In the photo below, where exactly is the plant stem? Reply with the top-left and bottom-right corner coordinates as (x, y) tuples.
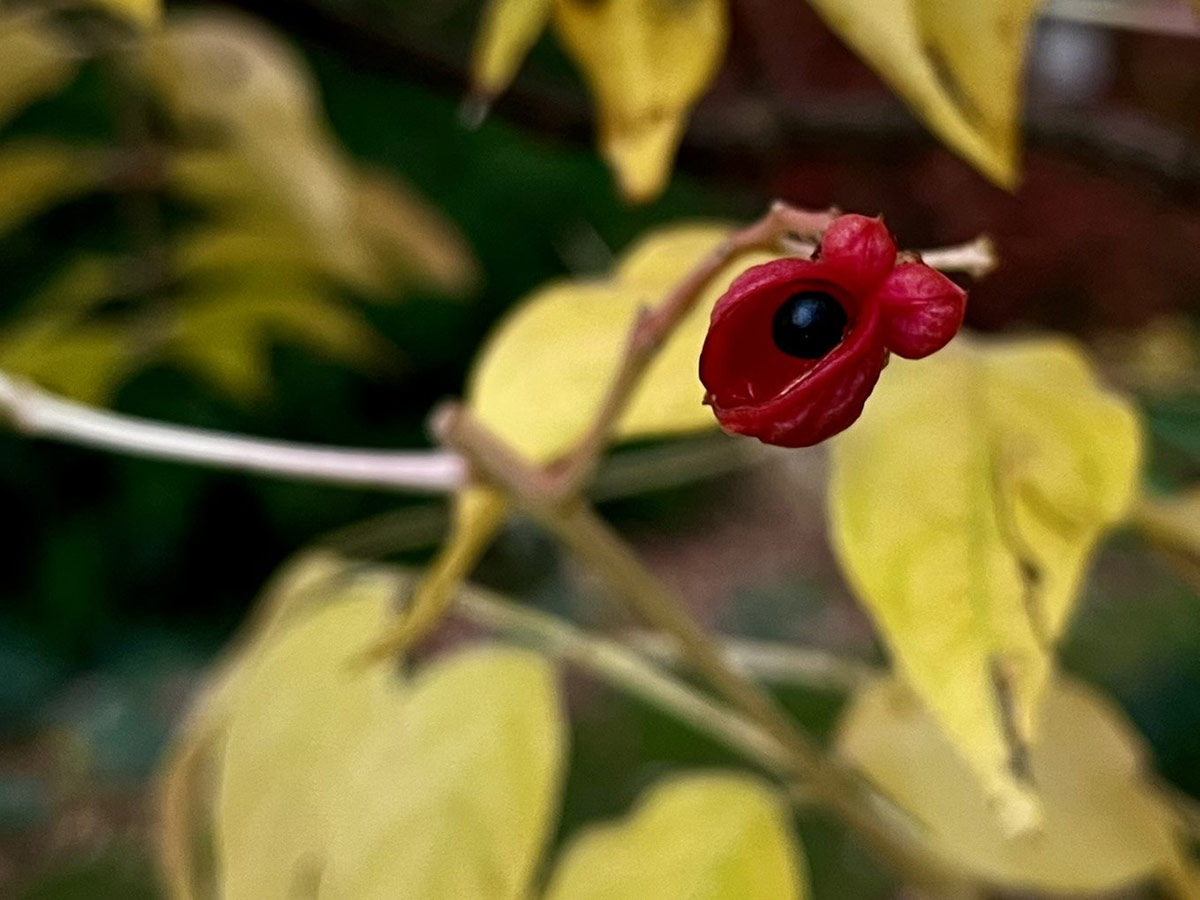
(0, 372), (465, 493)
(452, 582), (793, 775)
(433, 403), (962, 892)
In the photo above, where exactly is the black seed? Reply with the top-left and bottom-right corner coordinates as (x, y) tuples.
(771, 291), (848, 359)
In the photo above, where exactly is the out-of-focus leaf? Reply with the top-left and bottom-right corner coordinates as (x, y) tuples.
(213, 558), (565, 900)
(1092, 316), (1200, 394)
(837, 677), (1186, 894)
(470, 0), (553, 100)
(0, 325), (134, 405)
(353, 169), (479, 297)
(87, 0), (162, 29)
(147, 12), (367, 273)
(828, 336), (1142, 832)
(215, 566), (399, 900)
(0, 10), (79, 130)
(146, 10), (319, 140)
(323, 646), (564, 900)
(551, 0), (728, 202)
(1133, 487), (1200, 592)
(154, 13), (475, 298)
(0, 257), (134, 403)
(167, 279), (393, 402)
(0, 142), (105, 238)
(544, 774), (807, 900)
(470, 222), (775, 461)
(805, 0), (1037, 188)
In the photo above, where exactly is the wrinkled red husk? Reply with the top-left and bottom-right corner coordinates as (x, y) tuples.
(698, 213), (967, 447)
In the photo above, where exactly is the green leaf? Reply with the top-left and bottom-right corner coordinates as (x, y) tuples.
(837, 677), (1187, 894)
(214, 563), (566, 900)
(544, 774), (808, 900)
(469, 222), (776, 462)
(828, 335), (1142, 832)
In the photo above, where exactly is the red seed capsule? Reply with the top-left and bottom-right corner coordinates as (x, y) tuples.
(698, 214), (966, 447)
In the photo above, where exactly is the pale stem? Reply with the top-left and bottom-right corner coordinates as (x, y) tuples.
(628, 632), (875, 694)
(452, 582), (793, 774)
(0, 372), (465, 494)
(433, 402), (962, 892)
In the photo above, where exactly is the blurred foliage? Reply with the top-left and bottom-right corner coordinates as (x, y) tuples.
(0, 2), (477, 405)
(472, 0), (1042, 199)
(836, 676), (1189, 895)
(1, 0), (1200, 897)
(161, 553), (807, 900)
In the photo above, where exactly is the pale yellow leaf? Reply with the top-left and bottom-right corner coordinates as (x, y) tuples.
(552, 0), (728, 202)
(470, 0), (553, 98)
(322, 645), (564, 900)
(353, 169), (480, 297)
(86, 0), (162, 29)
(0, 10), (79, 130)
(837, 677), (1186, 894)
(805, 0), (1038, 187)
(828, 335), (1141, 831)
(544, 774), (807, 900)
(167, 279), (392, 401)
(0, 141), (105, 238)
(215, 568), (401, 900)
(215, 564), (565, 900)
(148, 12), (368, 275)
(470, 222), (776, 461)
(0, 325), (134, 405)
(160, 552), (392, 900)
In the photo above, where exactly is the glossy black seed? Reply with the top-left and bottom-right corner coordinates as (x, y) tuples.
(771, 291), (848, 359)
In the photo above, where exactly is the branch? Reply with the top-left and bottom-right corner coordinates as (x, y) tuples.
(0, 372), (465, 494)
(452, 582), (793, 775)
(427, 402), (962, 892)
(548, 201), (838, 496)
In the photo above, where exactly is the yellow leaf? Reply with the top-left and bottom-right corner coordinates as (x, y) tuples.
(0, 141), (105, 238)
(215, 567), (400, 900)
(470, 0), (553, 99)
(828, 335), (1141, 831)
(837, 677), (1186, 894)
(544, 774), (808, 900)
(805, 0), (1038, 187)
(215, 566), (565, 900)
(0, 10), (79, 130)
(353, 169), (480, 298)
(551, 0), (728, 202)
(166, 278), (393, 401)
(470, 222), (775, 461)
(86, 0), (162, 29)
(0, 325), (134, 405)
(323, 646), (564, 900)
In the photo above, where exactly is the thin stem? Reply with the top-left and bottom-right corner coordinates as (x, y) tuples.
(628, 632), (875, 694)
(548, 202), (839, 497)
(0, 372), (465, 494)
(918, 235), (998, 280)
(433, 403), (960, 891)
(452, 582), (793, 775)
